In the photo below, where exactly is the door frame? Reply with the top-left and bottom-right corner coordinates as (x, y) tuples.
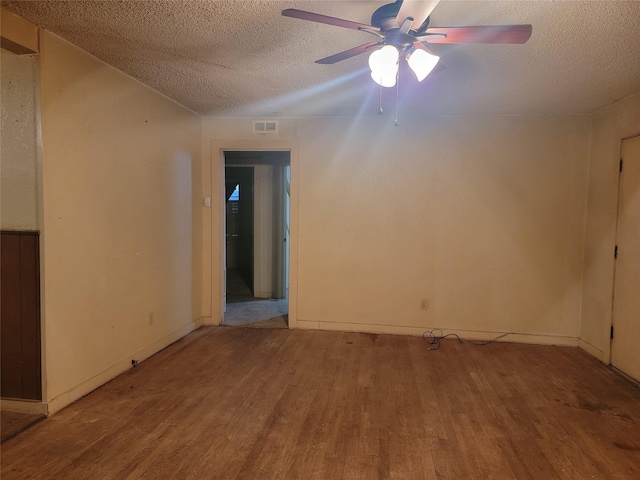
(608, 132), (640, 367)
(210, 140), (299, 328)
(273, 165), (290, 299)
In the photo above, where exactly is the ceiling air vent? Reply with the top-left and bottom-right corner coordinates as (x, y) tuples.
(253, 120), (278, 134)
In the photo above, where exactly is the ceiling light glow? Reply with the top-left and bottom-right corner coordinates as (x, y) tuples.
(369, 45), (399, 88)
(407, 48), (440, 82)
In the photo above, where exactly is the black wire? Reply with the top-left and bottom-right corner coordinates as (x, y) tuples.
(422, 328), (504, 351)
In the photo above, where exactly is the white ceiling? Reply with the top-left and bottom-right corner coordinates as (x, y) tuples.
(3, 0), (640, 117)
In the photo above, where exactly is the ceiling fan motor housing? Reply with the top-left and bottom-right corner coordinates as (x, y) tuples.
(371, 1), (430, 33)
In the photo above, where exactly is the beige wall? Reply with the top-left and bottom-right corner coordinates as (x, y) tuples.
(203, 115), (590, 343)
(1, 48), (39, 230)
(39, 31), (203, 413)
(580, 92), (640, 361)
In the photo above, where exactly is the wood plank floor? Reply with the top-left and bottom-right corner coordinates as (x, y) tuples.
(2, 327), (640, 479)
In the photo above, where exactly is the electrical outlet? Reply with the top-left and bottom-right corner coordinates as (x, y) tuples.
(148, 313), (154, 326)
(420, 299), (429, 311)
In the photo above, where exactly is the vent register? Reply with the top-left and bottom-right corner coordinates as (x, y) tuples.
(253, 120), (278, 134)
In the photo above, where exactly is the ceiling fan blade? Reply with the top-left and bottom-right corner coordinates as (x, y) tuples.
(316, 42), (382, 64)
(414, 33), (447, 42)
(422, 25), (532, 44)
(399, 17), (414, 35)
(282, 9), (379, 32)
(396, 0), (440, 30)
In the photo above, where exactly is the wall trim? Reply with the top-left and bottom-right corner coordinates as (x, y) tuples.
(296, 320), (579, 347)
(578, 339), (605, 362)
(0, 8), (39, 55)
(1, 399), (48, 415)
(199, 315), (215, 326)
(46, 318), (203, 415)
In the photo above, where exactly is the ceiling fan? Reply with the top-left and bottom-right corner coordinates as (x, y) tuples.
(282, 0), (532, 87)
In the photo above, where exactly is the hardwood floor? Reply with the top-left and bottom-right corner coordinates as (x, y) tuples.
(2, 327), (639, 479)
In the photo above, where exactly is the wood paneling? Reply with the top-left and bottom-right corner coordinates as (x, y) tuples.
(2, 327), (640, 479)
(1, 231), (41, 400)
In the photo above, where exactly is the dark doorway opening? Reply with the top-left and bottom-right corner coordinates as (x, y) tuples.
(225, 167), (254, 299)
(222, 151), (290, 328)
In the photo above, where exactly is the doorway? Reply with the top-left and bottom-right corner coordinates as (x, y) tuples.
(222, 151), (291, 327)
(611, 134), (640, 381)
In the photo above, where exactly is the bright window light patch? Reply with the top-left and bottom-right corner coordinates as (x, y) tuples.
(229, 184), (240, 201)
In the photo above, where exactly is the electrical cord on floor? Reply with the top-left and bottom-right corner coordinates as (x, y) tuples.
(422, 329), (510, 351)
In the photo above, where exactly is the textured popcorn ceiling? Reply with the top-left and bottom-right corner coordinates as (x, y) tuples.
(3, 0), (640, 117)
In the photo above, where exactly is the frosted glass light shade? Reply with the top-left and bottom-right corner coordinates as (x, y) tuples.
(368, 45), (399, 72)
(369, 45), (399, 87)
(407, 48), (439, 82)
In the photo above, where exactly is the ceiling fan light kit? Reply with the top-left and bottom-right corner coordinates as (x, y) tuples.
(282, 0), (532, 119)
(369, 45), (400, 87)
(406, 47), (440, 82)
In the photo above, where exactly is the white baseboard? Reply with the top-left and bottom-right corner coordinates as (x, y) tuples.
(295, 320), (578, 347)
(46, 317), (203, 415)
(1, 399), (49, 416)
(497, 332), (578, 347)
(578, 339), (605, 362)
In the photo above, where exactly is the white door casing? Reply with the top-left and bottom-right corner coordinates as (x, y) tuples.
(611, 135), (640, 381)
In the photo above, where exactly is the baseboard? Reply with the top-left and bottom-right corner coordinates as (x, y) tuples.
(46, 317), (203, 415)
(1, 399), (49, 416)
(296, 319), (319, 330)
(610, 366), (640, 387)
(498, 332), (578, 347)
(578, 339), (604, 362)
(296, 320), (579, 347)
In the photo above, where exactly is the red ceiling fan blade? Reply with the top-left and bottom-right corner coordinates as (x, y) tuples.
(316, 42), (382, 64)
(422, 25), (532, 44)
(396, 0), (440, 30)
(282, 9), (380, 33)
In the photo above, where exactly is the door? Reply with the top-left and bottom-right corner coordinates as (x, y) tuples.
(611, 135), (640, 381)
(284, 166), (291, 298)
(274, 165), (290, 299)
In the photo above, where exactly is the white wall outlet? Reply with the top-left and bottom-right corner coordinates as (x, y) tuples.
(420, 299), (429, 311)
(203, 196), (212, 208)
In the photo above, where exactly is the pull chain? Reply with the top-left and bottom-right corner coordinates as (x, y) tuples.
(394, 69), (400, 126)
(378, 83), (384, 114)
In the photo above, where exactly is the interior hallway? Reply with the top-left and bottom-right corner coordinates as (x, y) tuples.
(225, 268), (288, 328)
(2, 327), (639, 479)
